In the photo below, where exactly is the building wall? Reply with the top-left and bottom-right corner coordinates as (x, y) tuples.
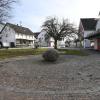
(79, 19), (100, 50)
(83, 39), (91, 48)
(96, 19), (100, 31)
(79, 21), (84, 34)
(15, 33), (35, 47)
(38, 31), (51, 47)
(15, 33), (34, 41)
(0, 23), (5, 43)
(1, 25), (16, 47)
(83, 31), (95, 48)
(0, 25), (35, 47)
(0, 23), (5, 32)
(38, 31), (46, 47)
(94, 38), (100, 50)
(84, 31), (94, 38)
(38, 31), (69, 48)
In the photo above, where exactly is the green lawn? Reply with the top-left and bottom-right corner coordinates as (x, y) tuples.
(58, 49), (88, 56)
(0, 48), (47, 59)
(0, 48), (88, 59)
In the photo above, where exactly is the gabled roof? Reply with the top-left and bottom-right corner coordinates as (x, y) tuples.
(80, 18), (98, 30)
(0, 23), (6, 34)
(6, 23), (34, 35)
(33, 32), (40, 39)
(0, 23), (5, 26)
(0, 23), (5, 32)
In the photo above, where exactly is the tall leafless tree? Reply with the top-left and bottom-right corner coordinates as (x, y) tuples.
(73, 30), (84, 47)
(0, 0), (17, 22)
(42, 17), (77, 49)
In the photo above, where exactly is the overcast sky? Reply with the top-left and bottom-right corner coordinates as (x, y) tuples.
(10, 0), (100, 32)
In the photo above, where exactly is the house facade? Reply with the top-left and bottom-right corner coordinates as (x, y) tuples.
(79, 18), (97, 48)
(79, 18), (100, 50)
(0, 23), (5, 31)
(38, 31), (67, 48)
(38, 31), (54, 47)
(0, 23), (35, 48)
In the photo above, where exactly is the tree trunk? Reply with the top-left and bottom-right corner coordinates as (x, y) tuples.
(68, 42), (70, 47)
(54, 39), (57, 49)
(80, 41), (82, 47)
(76, 42), (77, 47)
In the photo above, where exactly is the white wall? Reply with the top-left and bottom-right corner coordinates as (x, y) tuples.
(0, 24), (35, 47)
(38, 31), (73, 47)
(84, 31), (95, 38)
(83, 31), (95, 48)
(1, 26), (16, 46)
(38, 31), (48, 47)
(38, 31), (65, 47)
(0, 24), (5, 42)
(0, 23), (4, 32)
(83, 39), (91, 48)
(15, 33), (34, 41)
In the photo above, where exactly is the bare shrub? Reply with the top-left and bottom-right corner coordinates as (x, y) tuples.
(42, 49), (59, 62)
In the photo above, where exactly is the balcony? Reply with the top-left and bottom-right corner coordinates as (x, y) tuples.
(15, 34), (34, 40)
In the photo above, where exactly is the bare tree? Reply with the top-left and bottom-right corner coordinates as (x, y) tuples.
(73, 30), (84, 47)
(65, 37), (72, 47)
(42, 17), (76, 49)
(0, 0), (17, 22)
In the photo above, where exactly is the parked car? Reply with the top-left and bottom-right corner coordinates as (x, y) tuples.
(59, 44), (65, 48)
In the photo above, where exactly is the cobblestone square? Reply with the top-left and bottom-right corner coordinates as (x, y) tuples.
(0, 51), (100, 99)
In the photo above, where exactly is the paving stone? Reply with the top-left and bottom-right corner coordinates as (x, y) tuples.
(0, 52), (100, 99)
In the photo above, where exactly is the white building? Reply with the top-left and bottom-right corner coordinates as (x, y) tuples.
(38, 31), (54, 47)
(38, 31), (67, 48)
(79, 18), (100, 50)
(78, 18), (97, 48)
(0, 23), (35, 48)
(0, 23), (5, 31)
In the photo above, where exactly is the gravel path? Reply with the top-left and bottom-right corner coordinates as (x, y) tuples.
(0, 51), (100, 99)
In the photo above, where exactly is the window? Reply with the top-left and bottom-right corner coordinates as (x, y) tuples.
(6, 34), (8, 37)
